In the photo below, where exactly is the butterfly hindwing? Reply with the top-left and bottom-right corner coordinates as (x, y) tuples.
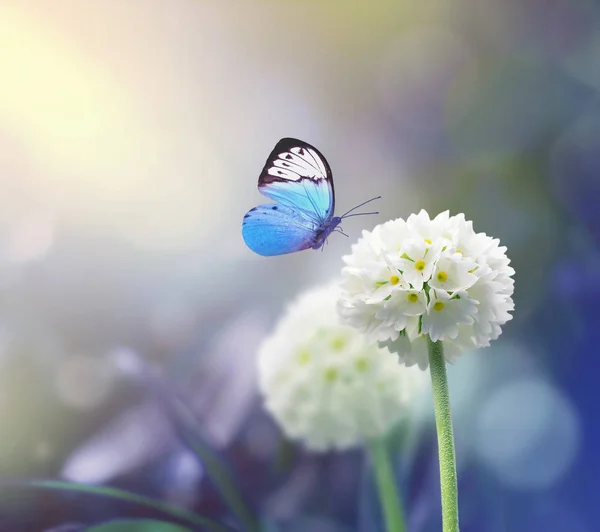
(258, 138), (335, 224)
(242, 203), (316, 256)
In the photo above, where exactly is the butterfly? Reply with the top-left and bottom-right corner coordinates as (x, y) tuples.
(242, 138), (380, 256)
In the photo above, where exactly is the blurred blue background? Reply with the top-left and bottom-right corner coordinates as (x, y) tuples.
(0, 0), (599, 530)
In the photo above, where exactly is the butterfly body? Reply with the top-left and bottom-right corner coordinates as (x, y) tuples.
(242, 138), (378, 256)
(310, 216), (342, 249)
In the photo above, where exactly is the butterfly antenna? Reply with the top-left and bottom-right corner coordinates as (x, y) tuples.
(340, 195), (382, 218)
(342, 211), (379, 218)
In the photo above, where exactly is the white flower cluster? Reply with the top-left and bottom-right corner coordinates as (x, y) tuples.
(257, 284), (426, 451)
(338, 210), (514, 369)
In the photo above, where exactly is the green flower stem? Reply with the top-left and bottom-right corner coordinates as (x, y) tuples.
(427, 336), (460, 532)
(368, 437), (406, 532)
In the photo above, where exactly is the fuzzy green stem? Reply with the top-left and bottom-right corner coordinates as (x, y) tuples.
(427, 336), (459, 532)
(368, 437), (406, 532)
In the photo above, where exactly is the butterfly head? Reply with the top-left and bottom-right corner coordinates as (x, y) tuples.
(311, 196), (382, 250)
(311, 216), (343, 250)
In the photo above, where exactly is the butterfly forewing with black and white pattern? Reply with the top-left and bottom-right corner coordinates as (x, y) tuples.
(257, 138), (335, 225)
(242, 138), (379, 256)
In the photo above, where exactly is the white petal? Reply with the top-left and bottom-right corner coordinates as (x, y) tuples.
(368, 282), (397, 303)
(422, 289), (477, 342)
(429, 252), (478, 292)
(339, 209), (514, 359)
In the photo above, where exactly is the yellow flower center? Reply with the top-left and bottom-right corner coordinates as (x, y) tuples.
(324, 367), (338, 382)
(415, 260), (426, 271)
(355, 358), (368, 372)
(407, 293), (419, 303)
(297, 351), (312, 364)
(424, 239), (432, 244)
(390, 275), (400, 285)
(330, 336), (346, 351)
(433, 301), (445, 311)
(436, 271), (448, 283)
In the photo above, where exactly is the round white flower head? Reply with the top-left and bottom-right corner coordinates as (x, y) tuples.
(257, 283), (426, 451)
(339, 210), (515, 369)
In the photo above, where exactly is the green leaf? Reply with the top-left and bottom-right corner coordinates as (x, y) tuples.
(147, 378), (260, 532)
(87, 519), (192, 532)
(114, 355), (258, 531)
(153, 389), (259, 532)
(7, 480), (232, 532)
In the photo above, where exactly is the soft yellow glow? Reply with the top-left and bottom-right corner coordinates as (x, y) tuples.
(0, 5), (136, 185)
(0, 6), (229, 250)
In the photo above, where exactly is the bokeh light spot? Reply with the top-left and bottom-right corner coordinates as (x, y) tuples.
(55, 354), (117, 411)
(474, 378), (580, 490)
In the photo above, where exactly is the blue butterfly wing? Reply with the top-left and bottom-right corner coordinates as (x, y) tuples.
(242, 138), (336, 256)
(242, 204), (316, 256)
(258, 138), (335, 224)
